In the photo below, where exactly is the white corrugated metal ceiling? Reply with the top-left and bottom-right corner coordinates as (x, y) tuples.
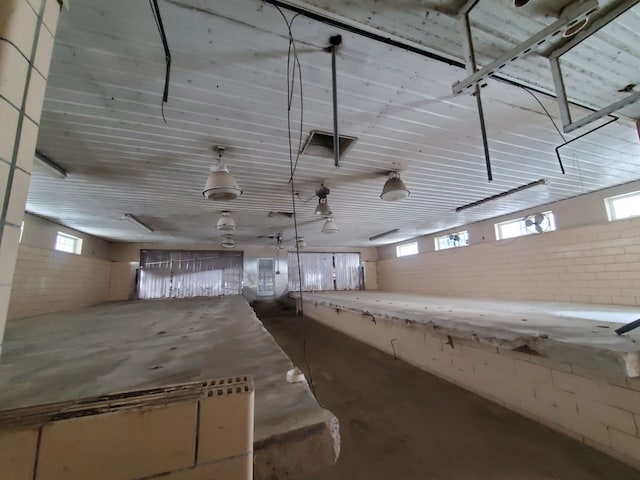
(28, 0), (640, 246)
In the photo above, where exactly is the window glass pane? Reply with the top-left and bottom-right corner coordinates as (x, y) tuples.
(55, 232), (82, 254)
(435, 231), (468, 250)
(495, 212), (555, 240)
(396, 242), (418, 257)
(606, 192), (640, 220)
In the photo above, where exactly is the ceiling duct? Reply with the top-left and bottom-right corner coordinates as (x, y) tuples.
(300, 130), (357, 161)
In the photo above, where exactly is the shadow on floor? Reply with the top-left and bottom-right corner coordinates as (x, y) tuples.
(253, 301), (640, 480)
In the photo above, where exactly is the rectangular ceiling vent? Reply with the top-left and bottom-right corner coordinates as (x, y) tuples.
(300, 130), (357, 160)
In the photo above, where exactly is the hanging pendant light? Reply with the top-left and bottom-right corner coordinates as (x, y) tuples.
(380, 171), (410, 201)
(322, 217), (339, 234)
(314, 184), (332, 216)
(296, 237), (307, 249)
(314, 197), (332, 216)
(216, 211), (236, 232)
(203, 146), (243, 201)
(221, 234), (235, 248)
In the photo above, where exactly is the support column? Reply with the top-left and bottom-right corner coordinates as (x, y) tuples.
(0, 0), (62, 355)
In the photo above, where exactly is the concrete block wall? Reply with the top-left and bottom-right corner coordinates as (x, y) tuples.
(378, 216), (640, 305)
(0, 0), (62, 353)
(108, 261), (136, 301)
(8, 244), (113, 319)
(0, 377), (254, 480)
(303, 302), (640, 469)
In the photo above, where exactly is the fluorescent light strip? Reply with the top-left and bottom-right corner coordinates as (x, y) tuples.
(34, 151), (67, 179)
(369, 228), (400, 241)
(455, 179), (548, 213)
(123, 213), (154, 233)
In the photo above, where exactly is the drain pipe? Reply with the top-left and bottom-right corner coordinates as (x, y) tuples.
(329, 35), (342, 167)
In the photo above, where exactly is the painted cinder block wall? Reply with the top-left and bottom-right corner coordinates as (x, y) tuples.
(8, 213), (116, 319)
(378, 181), (640, 306)
(302, 302), (640, 470)
(0, 0), (62, 354)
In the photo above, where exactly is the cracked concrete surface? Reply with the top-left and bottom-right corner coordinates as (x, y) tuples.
(292, 291), (640, 378)
(0, 296), (339, 479)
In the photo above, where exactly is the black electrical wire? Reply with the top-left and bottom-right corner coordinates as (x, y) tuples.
(520, 86), (567, 143)
(149, 0), (172, 123)
(271, 3), (321, 404)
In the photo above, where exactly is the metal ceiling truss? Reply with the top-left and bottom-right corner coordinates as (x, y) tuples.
(453, 0), (599, 95)
(549, 0), (640, 133)
(454, 0), (600, 182)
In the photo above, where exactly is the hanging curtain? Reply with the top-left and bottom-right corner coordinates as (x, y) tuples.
(335, 253), (362, 290)
(288, 252), (334, 292)
(138, 250), (243, 299)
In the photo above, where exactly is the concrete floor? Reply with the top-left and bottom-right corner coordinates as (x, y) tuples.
(255, 301), (640, 480)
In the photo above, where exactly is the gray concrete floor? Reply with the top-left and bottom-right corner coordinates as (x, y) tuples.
(255, 301), (640, 480)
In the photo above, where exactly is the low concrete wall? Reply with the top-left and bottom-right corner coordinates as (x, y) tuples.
(0, 377), (254, 480)
(302, 301), (640, 470)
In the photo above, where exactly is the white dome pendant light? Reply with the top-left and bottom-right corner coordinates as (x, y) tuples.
(203, 146), (243, 201)
(322, 217), (339, 234)
(216, 211), (236, 232)
(380, 171), (410, 201)
(221, 234), (235, 248)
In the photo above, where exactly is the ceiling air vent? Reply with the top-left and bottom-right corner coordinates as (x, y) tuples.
(300, 130), (357, 160)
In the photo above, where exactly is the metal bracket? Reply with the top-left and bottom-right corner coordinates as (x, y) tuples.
(549, 0), (640, 133)
(452, 0), (598, 95)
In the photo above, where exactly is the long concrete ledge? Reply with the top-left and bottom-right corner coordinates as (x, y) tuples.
(294, 291), (640, 469)
(0, 377), (254, 480)
(293, 291), (640, 378)
(0, 296), (339, 479)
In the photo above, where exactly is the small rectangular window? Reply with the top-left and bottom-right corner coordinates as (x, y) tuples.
(435, 231), (469, 251)
(495, 211), (556, 240)
(396, 241), (419, 257)
(605, 191), (640, 221)
(55, 232), (83, 255)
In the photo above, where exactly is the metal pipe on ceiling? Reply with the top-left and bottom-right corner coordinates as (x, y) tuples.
(458, 2), (493, 181)
(264, 0), (600, 113)
(330, 35), (342, 168)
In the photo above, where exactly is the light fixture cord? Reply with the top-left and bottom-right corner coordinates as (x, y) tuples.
(271, 3), (321, 405)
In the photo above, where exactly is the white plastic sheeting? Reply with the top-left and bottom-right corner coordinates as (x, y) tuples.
(335, 253), (362, 290)
(288, 252), (362, 292)
(138, 250), (243, 299)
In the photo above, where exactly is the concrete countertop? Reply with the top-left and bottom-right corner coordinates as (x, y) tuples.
(0, 296), (339, 479)
(293, 291), (640, 378)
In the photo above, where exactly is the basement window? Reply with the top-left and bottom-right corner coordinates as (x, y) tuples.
(55, 232), (83, 255)
(396, 241), (419, 257)
(435, 231), (469, 251)
(605, 191), (640, 221)
(495, 211), (556, 240)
